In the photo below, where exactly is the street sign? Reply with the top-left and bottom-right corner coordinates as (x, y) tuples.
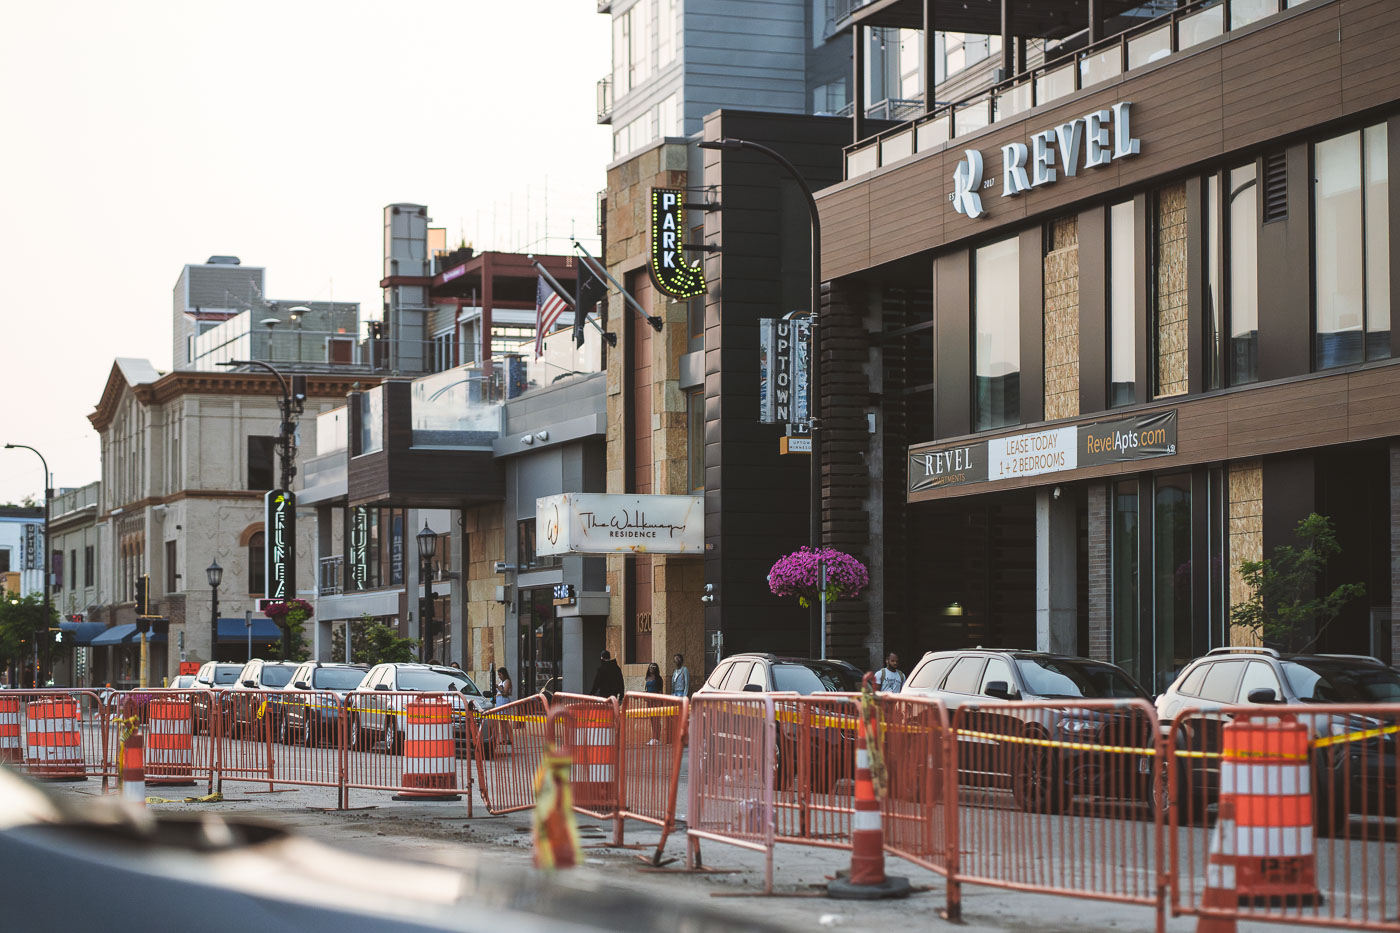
(759, 316), (810, 427)
(265, 490), (296, 600)
(781, 436), (812, 455)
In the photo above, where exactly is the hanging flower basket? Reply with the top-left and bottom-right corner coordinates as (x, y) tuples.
(261, 598), (314, 622)
(767, 547), (869, 608)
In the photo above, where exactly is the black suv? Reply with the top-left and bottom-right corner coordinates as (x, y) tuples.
(903, 648), (1156, 811)
(1156, 647), (1400, 832)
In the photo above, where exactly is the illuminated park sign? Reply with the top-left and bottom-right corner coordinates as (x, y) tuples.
(648, 187), (707, 299)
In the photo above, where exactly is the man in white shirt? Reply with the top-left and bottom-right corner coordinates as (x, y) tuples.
(874, 653), (904, 693)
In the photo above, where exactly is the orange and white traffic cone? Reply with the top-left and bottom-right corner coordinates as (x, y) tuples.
(1197, 796), (1240, 933)
(829, 673), (910, 900)
(120, 729), (145, 807)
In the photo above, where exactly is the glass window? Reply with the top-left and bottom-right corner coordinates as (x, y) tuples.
(1153, 474), (1192, 694)
(164, 540), (176, 593)
(979, 657), (1015, 695)
(213, 666), (241, 685)
(908, 655), (954, 690)
(705, 662), (731, 689)
(1179, 662), (1211, 697)
(397, 668), (481, 695)
(687, 389), (704, 492)
(313, 668), (367, 690)
(1230, 0), (1277, 29)
(1112, 481), (1140, 683)
(1109, 201), (1137, 406)
(248, 532), (265, 595)
(1315, 124), (1390, 367)
(1016, 658), (1149, 699)
(518, 518), (559, 571)
(247, 436), (277, 490)
(720, 661), (754, 692)
(1228, 164), (1259, 384)
(84, 546), (94, 585)
(1281, 659), (1400, 703)
(1237, 660), (1283, 702)
(746, 664), (768, 689)
(1200, 660), (1244, 703)
(260, 666), (295, 688)
(770, 662), (861, 694)
(943, 656), (986, 694)
(973, 237), (1021, 431)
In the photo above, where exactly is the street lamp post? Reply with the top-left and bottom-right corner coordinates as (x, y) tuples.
(217, 359), (304, 659)
(416, 521), (438, 663)
(696, 138), (826, 658)
(5, 444), (53, 684)
(206, 560), (223, 662)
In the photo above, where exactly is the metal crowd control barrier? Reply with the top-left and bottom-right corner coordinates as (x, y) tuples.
(1, 690), (114, 787)
(619, 693), (688, 864)
(473, 694), (550, 815)
(686, 693), (778, 892)
(342, 690), (475, 809)
(773, 694), (858, 849)
(550, 693), (622, 829)
(880, 696), (954, 901)
(1169, 703), (1400, 931)
(949, 698), (1165, 928)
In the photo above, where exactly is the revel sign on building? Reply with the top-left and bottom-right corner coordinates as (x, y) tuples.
(951, 101), (1142, 219)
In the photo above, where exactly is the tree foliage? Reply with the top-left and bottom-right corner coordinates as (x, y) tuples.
(330, 615), (416, 666)
(0, 594), (57, 675)
(1229, 513), (1365, 651)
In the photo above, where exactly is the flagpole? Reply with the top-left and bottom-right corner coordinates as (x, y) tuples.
(529, 255), (615, 347)
(572, 240), (662, 332)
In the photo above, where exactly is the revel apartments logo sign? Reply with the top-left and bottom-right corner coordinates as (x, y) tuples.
(950, 101), (1141, 219)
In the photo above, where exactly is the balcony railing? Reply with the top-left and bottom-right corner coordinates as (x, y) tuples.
(319, 555), (343, 596)
(843, 0), (1306, 179)
(597, 76), (614, 124)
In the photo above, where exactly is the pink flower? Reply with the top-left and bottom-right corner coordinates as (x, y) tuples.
(767, 547), (868, 607)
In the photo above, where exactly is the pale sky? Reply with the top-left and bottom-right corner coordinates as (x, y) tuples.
(0, 0), (611, 504)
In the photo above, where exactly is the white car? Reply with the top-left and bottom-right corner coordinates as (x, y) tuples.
(351, 663), (491, 754)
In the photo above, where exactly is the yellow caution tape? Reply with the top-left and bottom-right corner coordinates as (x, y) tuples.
(146, 792), (224, 804)
(623, 706), (680, 720)
(256, 701), (268, 720)
(1313, 722), (1400, 749)
(954, 727), (1156, 757)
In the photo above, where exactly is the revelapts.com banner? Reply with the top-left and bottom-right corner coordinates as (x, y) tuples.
(908, 409), (1178, 493)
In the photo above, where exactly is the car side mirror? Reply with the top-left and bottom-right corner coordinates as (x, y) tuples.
(985, 681), (1014, 700)
(294, 681), (309, 690)
(242, 680), (257, 688)
(1247, 687), (1278, 704)
(742, 683), (764, 693)
(374, 683), (391, 692)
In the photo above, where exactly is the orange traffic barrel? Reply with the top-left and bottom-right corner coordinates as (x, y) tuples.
(569, 704), (618, 813)
(145, 697), (196, 786)
(120, 729), (145, 805)
(393, 698), (460, 801)
(25, 697), (85, 781)
(0, 695), (21, 764)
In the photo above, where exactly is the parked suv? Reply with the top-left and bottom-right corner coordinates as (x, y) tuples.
(352, 663), (490, 755)
(278, 662), (369, 745)
(191, 662), (244, 733)
(903, 649), (1156, 811)
(225, 659), (301, 736)
(1156, 647), (1400, 831)
(693, 654), (862, 696)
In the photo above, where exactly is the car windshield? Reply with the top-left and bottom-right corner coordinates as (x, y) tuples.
(1015, 658), (1148, 700)
(397, 669), (482, 696)
(313, 668), (366, 690)
(260, 667), (295, 688)
(1282, 660), (1400, 703)
(770, 662), (860, 695)
(213, 668), (241, 685)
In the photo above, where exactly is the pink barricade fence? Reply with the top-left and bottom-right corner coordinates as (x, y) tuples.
(2, 690), (114, 786)
(619, 693), (688, 863)
(342, 690), (475, 807)
(473, 694), (550, 814)
(550, 693), (622, 827)
(880, 695), (953, 885)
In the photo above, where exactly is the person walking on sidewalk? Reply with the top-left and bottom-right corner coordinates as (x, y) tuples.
(589, 650), (624, 699)
(874, 653), (904, 693)
(643, 662), (665, 745)
(671, 654), (689, 698)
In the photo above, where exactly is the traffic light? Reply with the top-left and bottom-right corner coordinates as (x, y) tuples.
(134, 617), (150, 635)
(135, 574), (150, 616)
(291, 374), (307, 412)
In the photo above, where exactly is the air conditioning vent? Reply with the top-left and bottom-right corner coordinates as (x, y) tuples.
(1263, 152), (1287, 222)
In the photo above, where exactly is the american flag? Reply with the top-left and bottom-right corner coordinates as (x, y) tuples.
(535, 276), (570, 358)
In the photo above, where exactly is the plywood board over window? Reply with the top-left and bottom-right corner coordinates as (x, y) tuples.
(1228, 459), (1263, 647)
(1043, 216), (1080, 421)
(1155, 183), (1190, 397)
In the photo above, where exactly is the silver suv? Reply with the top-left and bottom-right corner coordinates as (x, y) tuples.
(1155, 647), (1400, 831)
(352, 663), (490, 755)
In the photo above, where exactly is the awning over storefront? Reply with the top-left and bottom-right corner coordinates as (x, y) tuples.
(58, 621), (109, 646)
(90, 624), (168, 646)
(216, 617), (283, 644)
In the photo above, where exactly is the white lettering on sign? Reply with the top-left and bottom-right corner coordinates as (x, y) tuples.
(921, 445), (975, 477)
(661, 191), (678, 268)
(955, 102), (1140, 215)
(987, 427), (1078, 480)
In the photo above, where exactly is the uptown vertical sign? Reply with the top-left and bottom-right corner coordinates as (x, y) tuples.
(265, 490), (295, 600)
(758, 316), (811, 428)
(950, 101), (1141, 219)
(649, 188), (707, 299)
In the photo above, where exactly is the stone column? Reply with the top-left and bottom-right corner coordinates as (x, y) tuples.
(1086, 483), (1110, 662)
(1035, 488), (1078, 654)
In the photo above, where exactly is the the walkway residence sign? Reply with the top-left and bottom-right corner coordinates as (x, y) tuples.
(649, 188), (707, 299)
(536, 493), (704, 556)
(909, 410), (1177, 493)
(951, 101), (1141, 219)
(265, 490), (296, 600)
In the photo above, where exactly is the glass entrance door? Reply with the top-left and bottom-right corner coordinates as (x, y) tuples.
(518, 588), (562, 695)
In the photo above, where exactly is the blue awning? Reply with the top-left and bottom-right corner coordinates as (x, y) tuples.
(58, 621), (109, 646)
(90, 624), (168, 646)
(216, 617), (283, 644)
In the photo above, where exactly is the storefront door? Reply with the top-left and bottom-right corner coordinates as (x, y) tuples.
(518, 588), (562, 695)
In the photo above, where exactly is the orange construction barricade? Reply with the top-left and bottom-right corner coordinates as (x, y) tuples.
(145, 697), (196, 786)
(0, 695), (21, 764)
(25, 697), (84, 780)
(393, 698), (460, 801)
(569, 704), (618, 815)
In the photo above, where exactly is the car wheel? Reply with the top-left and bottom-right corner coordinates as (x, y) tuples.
(1012, 732), (1065, 813)
(303, 718), (314, 747)
(386, 720), (404, 755)
(276, 717), (289, 745)
(348, 715), (363, 751)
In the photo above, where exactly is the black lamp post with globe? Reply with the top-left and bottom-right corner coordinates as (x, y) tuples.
(416, 522), (438, 663)
(206, 560), (223, 661)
